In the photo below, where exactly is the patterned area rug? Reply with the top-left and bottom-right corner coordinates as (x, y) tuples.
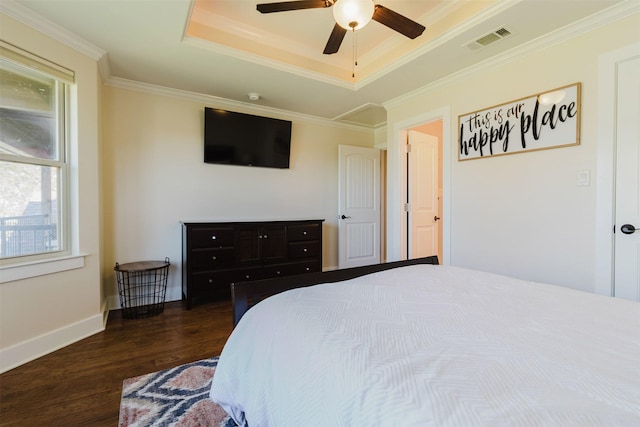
(119, 357), (237, 426)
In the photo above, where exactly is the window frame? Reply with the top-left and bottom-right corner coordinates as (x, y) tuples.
(0, 41), (75, 270)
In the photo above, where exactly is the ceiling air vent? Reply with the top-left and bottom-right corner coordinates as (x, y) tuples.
(466, 27), (512, 50)
(494, 27), (511, 38)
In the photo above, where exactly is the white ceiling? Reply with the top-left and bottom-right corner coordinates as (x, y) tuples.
(2, 0), (631, 127)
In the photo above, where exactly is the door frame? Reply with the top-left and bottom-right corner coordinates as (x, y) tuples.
(594, 41), (640, 296)
(386, 107), (451, 265)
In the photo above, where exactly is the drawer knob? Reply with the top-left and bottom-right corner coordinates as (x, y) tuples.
(212, 256), (217, 260)
(305, 267), (310, 271)
(245, 274), (250, 279)
(303, 231), (307, 235)
(208, 279), (213, 283)
(211, 235), (217, 240)
(276, 271), (281, 275)
(303, 248), (308, 252)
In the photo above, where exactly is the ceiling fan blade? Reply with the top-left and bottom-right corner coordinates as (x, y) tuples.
(257, 1), (330, 14)
(372, 4), (425, 39)
(323, 23), (347, 54)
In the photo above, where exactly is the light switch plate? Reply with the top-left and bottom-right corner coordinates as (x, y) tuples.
(577, 170), (591, 186)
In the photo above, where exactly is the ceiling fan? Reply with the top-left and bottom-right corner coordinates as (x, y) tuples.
(256, 0), (426, 55)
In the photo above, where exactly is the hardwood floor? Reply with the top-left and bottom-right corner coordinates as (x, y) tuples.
(0, 299), (233, 426)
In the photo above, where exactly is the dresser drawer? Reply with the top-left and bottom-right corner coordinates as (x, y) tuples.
(191, 248), (235, 270)
(192, 271), (233, 294)
(191, 271), (234, 299)
(288, 223), (320, 242)
(190, 227), (235, 248)
(193, 267), (262, 290)
(289, 260), (320, 275)
(228, 267), (263, 283)
(288, 241), (320, 259)
(263, 260), (320, 278)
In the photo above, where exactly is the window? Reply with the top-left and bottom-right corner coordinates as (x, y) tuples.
(0, 42), (73, 262)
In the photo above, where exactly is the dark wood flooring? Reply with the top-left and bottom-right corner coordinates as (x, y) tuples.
(0, 299), (233, 426)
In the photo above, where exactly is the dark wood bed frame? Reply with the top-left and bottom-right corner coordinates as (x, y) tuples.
(231, 255), (439, 326)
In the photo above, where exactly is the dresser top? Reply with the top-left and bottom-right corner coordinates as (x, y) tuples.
(181, 219), (324, 226)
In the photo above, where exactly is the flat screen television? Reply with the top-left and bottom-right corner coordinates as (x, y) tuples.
(204, 107), (292, 169)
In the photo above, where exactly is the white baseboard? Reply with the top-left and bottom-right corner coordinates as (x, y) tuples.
(0, 313), (105, 374)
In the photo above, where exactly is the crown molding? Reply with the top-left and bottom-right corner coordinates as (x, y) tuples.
(6, 0), (636, 130)
(105, 76), (375, 133)
(357, 0), (521, 90)
(0, 0), (110, 83)
(0, 0), (106, 62)
(181, 36), (355, 90)
(384, 0), (640, 110)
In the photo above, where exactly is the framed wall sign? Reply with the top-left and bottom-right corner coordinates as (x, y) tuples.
(458, 82), (581, 161)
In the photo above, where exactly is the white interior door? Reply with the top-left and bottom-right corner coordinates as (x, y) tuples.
(338, 145), (380, 269)
(408, 131), (439, 259)
(614, 55), (640, 301)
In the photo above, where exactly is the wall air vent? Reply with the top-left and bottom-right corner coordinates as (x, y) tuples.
(465, 26), (513, 50)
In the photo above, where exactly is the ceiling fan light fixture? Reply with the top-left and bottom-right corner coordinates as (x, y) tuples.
(333, 0), (374, 31)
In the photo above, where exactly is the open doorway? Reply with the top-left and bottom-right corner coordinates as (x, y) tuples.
(385, 107), (450, 265)
(406, 122), (443, 262)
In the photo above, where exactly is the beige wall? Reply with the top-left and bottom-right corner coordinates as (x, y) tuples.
(101, 86), (375, 306)
(2, 5), (636, 372)
(385, 13), (640, 293)
(0, 14), (103, 372)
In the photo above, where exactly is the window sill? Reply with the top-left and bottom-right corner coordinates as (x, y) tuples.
(0, 254), (87, 283)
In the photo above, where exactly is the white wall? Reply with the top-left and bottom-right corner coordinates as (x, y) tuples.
(101, 86), (375, 307)
(0, 14), (103, 372)
(385, 13), (640, 293)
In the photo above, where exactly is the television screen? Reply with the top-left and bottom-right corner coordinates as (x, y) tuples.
(204, 107), (292, 169)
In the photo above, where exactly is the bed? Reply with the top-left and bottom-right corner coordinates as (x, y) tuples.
(210, 257), (640, 426)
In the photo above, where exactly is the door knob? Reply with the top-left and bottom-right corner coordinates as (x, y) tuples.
(340, 215), (351, 219)
(621, 224), (638, 235)
(434, 216), (441, 222)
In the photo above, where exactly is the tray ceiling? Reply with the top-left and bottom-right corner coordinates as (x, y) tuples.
(2, 0), (632, 127)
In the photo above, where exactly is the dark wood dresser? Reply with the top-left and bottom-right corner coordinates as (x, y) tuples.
(181, 219), (324, 308)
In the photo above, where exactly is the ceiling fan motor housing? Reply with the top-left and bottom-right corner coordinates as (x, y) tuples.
(256, 0), (426, 54)
(333, 0), (375, 31)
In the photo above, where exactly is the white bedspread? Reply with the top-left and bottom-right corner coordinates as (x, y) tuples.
(210, 265), (640, 426)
